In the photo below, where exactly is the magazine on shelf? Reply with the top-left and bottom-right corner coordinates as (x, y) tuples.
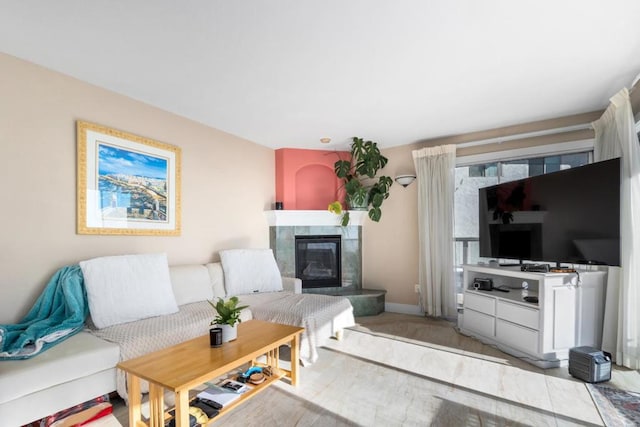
(196, 381), (250, 407)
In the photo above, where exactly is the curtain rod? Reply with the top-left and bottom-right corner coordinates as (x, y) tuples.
(456, 123), (592, 149)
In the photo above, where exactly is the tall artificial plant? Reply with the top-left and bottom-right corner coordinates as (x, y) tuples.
(329, 137), (393, 226)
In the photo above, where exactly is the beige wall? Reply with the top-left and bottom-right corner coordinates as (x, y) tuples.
(362, 144), (419, 305)
(0, 53), (275, 323)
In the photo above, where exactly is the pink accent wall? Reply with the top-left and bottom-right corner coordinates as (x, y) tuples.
(275, 148), (349, 210)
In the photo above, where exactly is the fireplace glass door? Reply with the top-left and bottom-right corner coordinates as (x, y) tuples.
(295, 235), (342, 288)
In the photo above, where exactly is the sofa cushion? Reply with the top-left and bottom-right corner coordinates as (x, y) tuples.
(219, 249), (283, 296)
(80, 253), (179, 329)
(169, 265), (214, 306)
(0, 332), (119, 405)
(205, 262), (227, 298)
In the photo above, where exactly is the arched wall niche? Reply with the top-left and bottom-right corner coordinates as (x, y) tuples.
(275, 148), (348, 210)
(295, 164), (338, 210)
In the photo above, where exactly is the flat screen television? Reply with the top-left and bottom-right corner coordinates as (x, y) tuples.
(478, 157), (621, 266)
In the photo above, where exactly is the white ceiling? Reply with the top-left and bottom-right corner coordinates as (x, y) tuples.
(2, 1), (640, 150)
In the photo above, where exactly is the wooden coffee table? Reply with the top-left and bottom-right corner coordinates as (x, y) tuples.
(117, 320), (304, 427)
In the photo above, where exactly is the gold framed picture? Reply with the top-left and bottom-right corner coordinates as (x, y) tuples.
(77, 121), (181, 235)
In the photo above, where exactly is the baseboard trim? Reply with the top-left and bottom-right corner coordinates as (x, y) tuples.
(384, 302), (423, 316)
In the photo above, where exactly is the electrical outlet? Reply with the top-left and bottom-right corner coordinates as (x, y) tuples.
(414, 284), (420, 293)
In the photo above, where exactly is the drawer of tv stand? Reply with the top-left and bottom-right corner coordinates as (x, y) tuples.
(496, 299), (539, 330)
(464, 291), (495, 316)
(463, 308), (495, 337)
(496, 319), (539, 355)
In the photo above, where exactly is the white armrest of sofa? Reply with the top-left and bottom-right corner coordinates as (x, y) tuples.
(0, 331), (119, 427)
(282, 277), (302, 294)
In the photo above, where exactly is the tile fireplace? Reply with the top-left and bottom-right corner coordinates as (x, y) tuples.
(266, 210), (386, 316)
(266, 210), (363, 292)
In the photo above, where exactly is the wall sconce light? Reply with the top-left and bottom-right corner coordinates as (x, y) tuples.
(395, 174), (416, 188)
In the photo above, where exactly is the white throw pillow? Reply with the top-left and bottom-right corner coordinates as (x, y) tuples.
(80, 253), (179, 329)
(219, 249), (283, 296)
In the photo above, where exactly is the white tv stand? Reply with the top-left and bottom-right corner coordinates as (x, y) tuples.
(459, 264), (606, 368)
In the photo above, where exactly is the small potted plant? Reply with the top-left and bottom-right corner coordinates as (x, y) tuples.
(330, 136), (393, 226)
(208, 296), (248, 342)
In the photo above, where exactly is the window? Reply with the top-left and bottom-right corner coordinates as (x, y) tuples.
(453, 151), (591, 297)
(468, 164), (498, 177)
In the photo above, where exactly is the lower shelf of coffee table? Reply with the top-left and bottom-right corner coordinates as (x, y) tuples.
(162, 367), (286, 426)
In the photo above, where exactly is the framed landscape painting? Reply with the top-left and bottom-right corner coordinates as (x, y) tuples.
(77, 121), (181, 235)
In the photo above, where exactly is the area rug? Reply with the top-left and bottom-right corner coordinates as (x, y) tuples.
(587, 383), (640, 426)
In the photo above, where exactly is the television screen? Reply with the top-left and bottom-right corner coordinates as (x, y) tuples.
(478, 157), (620, 266)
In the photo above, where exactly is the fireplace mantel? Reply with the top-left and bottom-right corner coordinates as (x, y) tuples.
(264, 210), (367, 226)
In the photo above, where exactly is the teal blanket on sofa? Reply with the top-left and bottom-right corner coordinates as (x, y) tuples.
(0, 265), (88, 360)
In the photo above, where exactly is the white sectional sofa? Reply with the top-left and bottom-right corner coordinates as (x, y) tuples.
(0, 254), (355, 427)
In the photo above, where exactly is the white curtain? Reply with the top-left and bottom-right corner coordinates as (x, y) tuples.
(592, 87), (640, 369)
(412, 145), (456, 317)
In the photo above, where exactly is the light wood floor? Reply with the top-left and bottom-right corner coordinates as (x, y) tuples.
(112, 312), (640, 426)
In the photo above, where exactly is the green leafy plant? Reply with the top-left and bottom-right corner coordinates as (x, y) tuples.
(208, 296), (248, 327)
(330, 136), (393, 226)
